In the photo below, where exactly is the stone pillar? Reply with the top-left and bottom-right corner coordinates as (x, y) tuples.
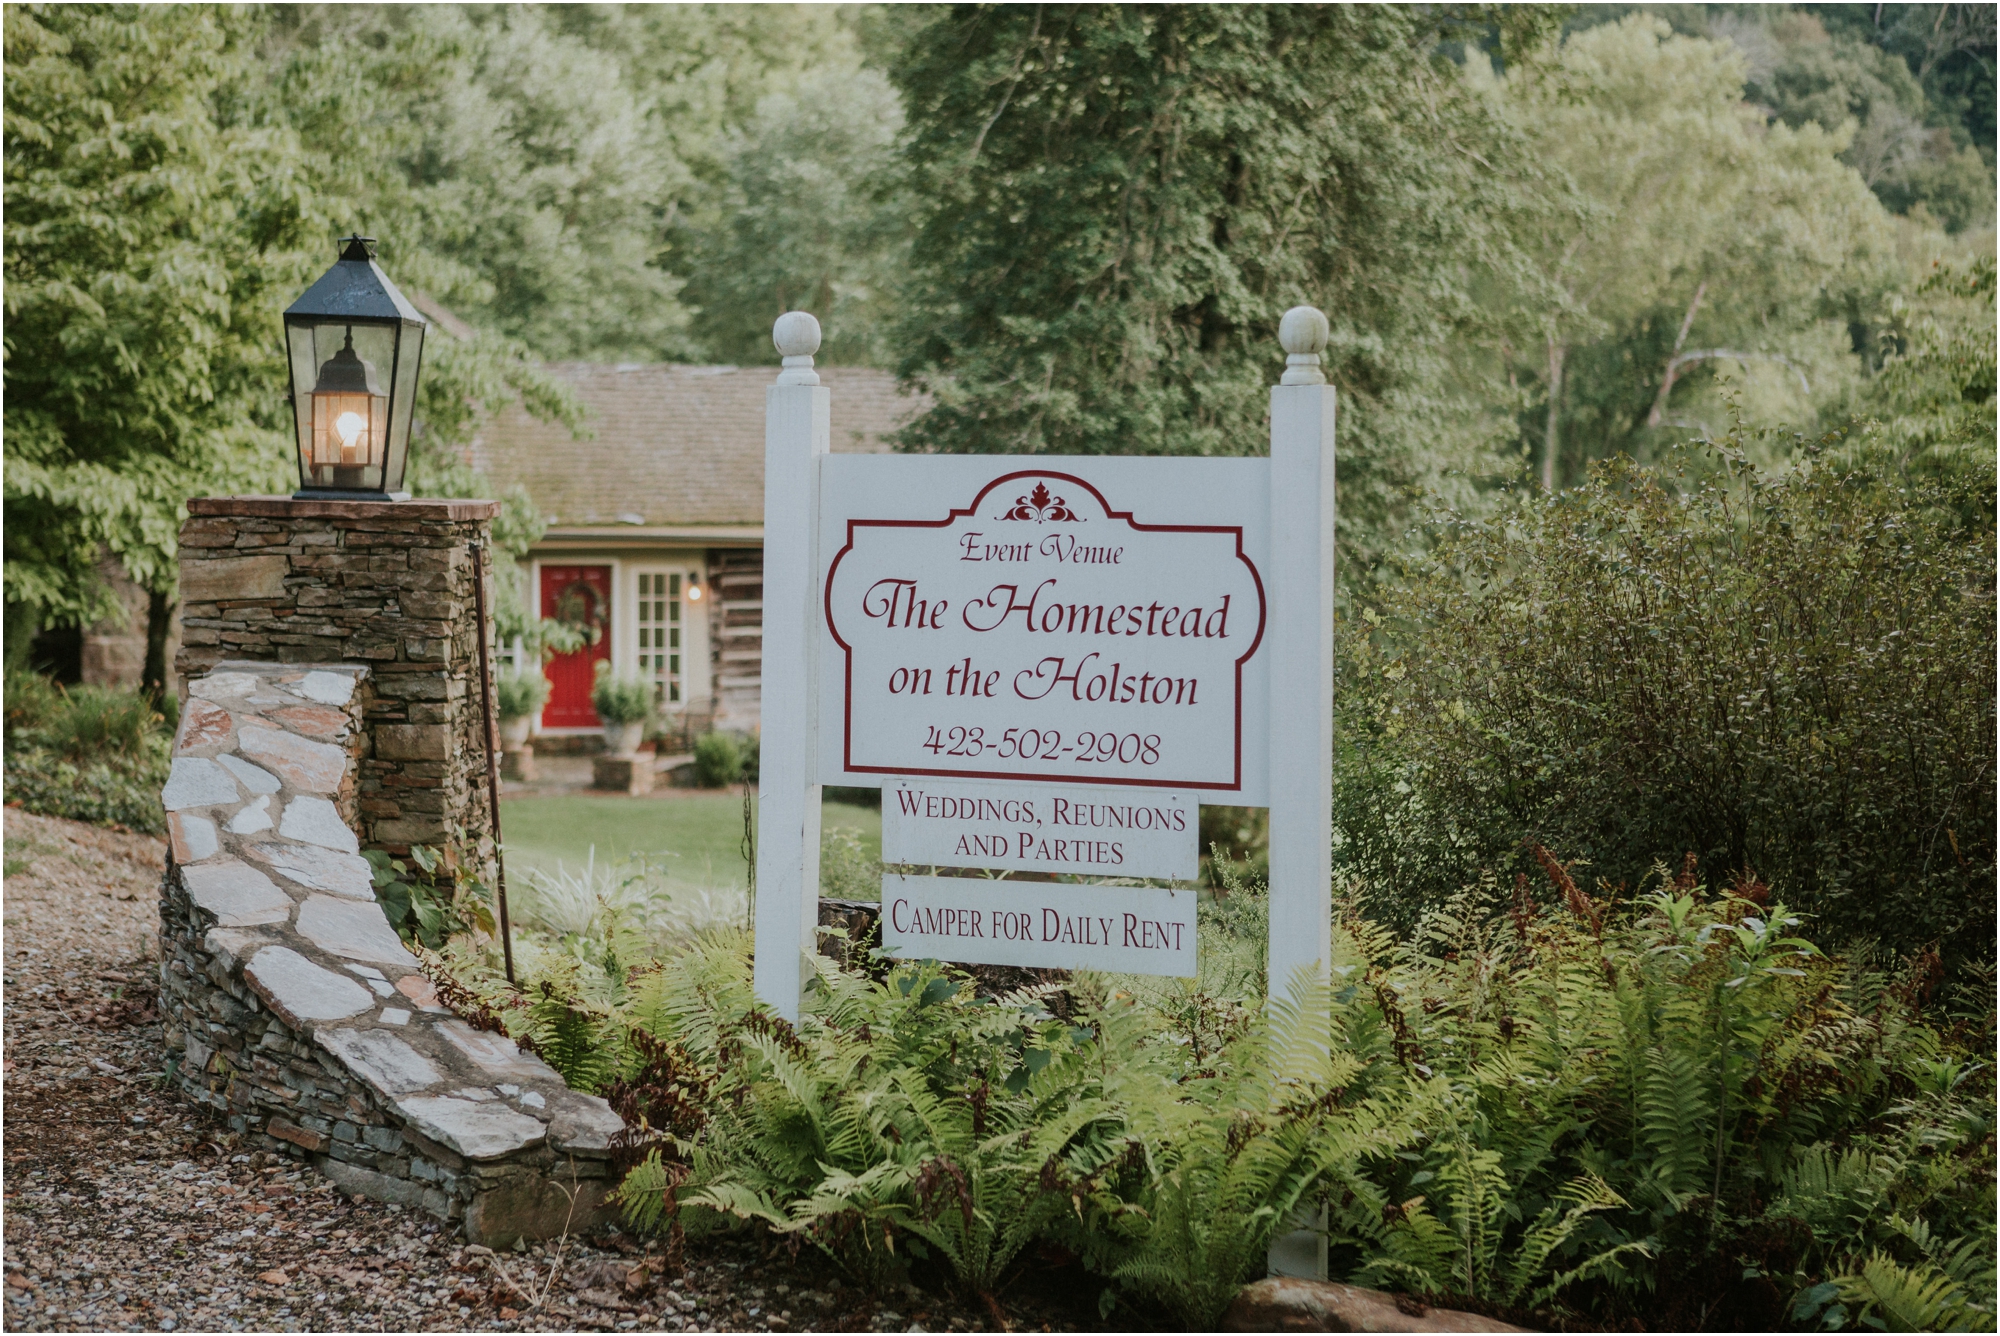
(175, 497), (501, 861)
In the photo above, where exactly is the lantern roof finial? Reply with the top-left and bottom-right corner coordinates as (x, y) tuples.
(338, 234), (378, 262)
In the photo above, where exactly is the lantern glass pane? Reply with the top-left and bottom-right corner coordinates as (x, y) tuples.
(382, 320), (425, 496)
(292, 320), (394, 494)
(285, 323), (319, 483)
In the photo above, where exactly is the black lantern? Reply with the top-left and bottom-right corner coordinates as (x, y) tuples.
(283, 235), (427, 499)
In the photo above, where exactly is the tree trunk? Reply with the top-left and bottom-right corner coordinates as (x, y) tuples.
(143, 587), (174, 701)
(1542, 340), (1567, 492)
(1648, 280), (1707, 428)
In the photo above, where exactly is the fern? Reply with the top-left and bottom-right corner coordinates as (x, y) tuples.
(440, 851), (1992, 1331)
(1831, 1251), (1988, 1332)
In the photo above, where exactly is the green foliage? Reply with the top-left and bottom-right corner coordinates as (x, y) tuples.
(692, 732), (747, 788)
(4, 4), (313, 626)
(3, 746), (169, 834)
(2, 673), (169, 832)
(10, 680), (162, 759)
(1810, 1243), (1997, 1331)
(364, 843), (492, 952)
(590, 663), (654, 726)
(887, 4), (1538, 577)
(1846, 255), (1997, 479)
(435, 859), (1993, 1330)
(1480, 14), (1901, 488)
(1338, 444), (1995, 963)
(494, 670), (550, 723)
(678, 65), (908, 367)
(818, 825), (880, 903)
(1749, 9), (1993, 233)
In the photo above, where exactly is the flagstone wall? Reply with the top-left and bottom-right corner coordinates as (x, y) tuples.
(158, 660), (624, 1245)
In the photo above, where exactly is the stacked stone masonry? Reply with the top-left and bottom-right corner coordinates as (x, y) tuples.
(159, 660), (625, 1245)
(175, 496), (501, 857)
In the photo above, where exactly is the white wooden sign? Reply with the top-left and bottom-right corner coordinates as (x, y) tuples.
(753, 307), (1332, 1030)
(817, 456), (1270, 803)
(755, 306), (1333, 1281)
(880, 874), (1197, 976)
(882, 778), (1199, 880)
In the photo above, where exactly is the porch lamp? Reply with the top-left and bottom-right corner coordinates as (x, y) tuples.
(283, 235), (427, 499)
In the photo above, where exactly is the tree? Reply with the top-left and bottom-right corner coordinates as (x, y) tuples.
(265, 6), (696, 362)
(1744, 11), (1996, 233)
(1483, 15), (1901, 487)
(3, 5), (318, 692)
(885, 4), (1558, 579)
(678, 67), (909, 367)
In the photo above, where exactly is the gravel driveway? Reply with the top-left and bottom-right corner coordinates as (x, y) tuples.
(2, 810), (1110, 1334)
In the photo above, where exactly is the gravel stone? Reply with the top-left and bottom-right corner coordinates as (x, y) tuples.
(243, 842), (375, 899)
(238, 725), (349, 794)
(319, 1028), (445, 1096)
(297, 670), (357, 705)
(226, 794), (276, 834)
(394, 1097), (546, 1160)
(6, 809), (1114, 1334)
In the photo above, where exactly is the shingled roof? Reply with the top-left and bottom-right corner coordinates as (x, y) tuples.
(466, 363), (918, 533)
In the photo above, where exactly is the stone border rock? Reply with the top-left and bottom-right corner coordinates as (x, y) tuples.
(158, 661), (626, 1246)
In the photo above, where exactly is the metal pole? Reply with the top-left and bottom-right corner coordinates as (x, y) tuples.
(469, 540), (517, 985)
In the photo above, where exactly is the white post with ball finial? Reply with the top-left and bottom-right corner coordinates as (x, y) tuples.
(754, 311), (829, 1021)
(1266, 305), (1336, 1280)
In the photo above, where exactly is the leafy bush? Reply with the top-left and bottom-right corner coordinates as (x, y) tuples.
(818, 826), (879, 901)
(692, 732), (745, 787)
(494, 670), (550, 722)
(365, 844), (494, 951)
(1338, 444), (1996, 964)
(435, 853), (1994, 1331)
(3, 674), (169, 832)
(3, 747), (169, 833)
(591, 663), (654, 725)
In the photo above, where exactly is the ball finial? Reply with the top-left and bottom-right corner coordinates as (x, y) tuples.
(1278, 305), (1329, 385)
(1279, 306), (1329, 356)
(773, 310), (822, 385)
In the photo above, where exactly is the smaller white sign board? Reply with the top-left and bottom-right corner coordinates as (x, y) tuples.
(882, 778), (1199, 880)
(880, 874), (1196, 977)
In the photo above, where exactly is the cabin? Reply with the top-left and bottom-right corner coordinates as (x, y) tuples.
(467, 362), (917, 740)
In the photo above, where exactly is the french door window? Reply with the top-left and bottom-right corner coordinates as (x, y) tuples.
(635, 570), (685, 704)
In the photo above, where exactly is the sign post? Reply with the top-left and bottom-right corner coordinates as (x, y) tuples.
(1264, 307), (1338, 1282)
(751, 312), (829, 1021)
(752, 308), (1335, 1138)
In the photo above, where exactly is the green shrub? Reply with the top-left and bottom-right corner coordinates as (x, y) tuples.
(3, 674), (169, 832)
(3, 746), (169, 833)
(1339, 444), (1996, 964)
(437, 854), (1993, 1331)
(818, 826), (880, 901)
(692, 732), (745, 788)
(494, 670), (550, 721)
(591, 663), (654, 725)
(364, 843), (493, 951)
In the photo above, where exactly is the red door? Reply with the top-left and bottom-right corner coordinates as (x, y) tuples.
(540, 565), (612, 728)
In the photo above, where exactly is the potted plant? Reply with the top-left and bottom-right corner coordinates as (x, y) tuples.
(591, 663), (653, 755)
(494, 671), (549, 750)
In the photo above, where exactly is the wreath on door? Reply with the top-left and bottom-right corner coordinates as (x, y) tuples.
(552, 579), (607, 647)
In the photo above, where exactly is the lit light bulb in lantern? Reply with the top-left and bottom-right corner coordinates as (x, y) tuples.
(686, 582), (703, 601)
(334, 410), (368, 463)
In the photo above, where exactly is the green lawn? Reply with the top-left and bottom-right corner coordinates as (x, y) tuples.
(499, 792), (881, 898)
